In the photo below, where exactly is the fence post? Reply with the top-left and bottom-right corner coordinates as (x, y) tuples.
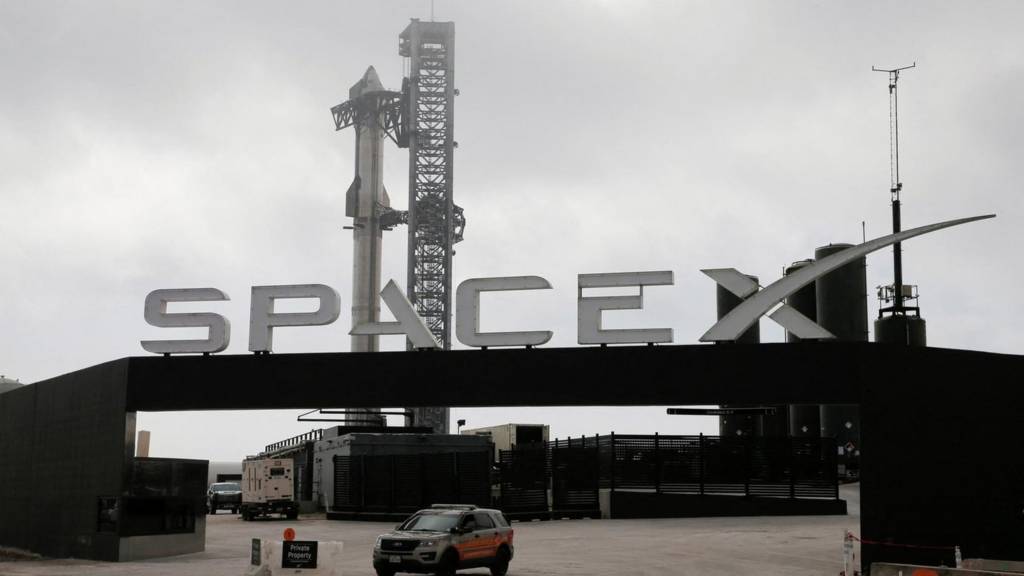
(454, 451), (461, 503)
(552, 435), (558, 508)
(359, 454), (366, 511)
(389, 455), (396, 512)
(744, 436), (751, 498)
(420, 453), (427, 509)
(498, 449), (505, 511)
(331, 454), (338, 509)
(831, 438), (840, 500)
(698, 433), (705, 496)
(789, 436), (796, 499)
(609, 432), (616, 493)
(654, 432), (661, 494)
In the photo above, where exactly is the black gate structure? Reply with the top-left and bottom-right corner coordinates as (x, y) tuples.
(6, 342), (1024, 570)
(499, 433), (839, 520)
(605, 433), (838, 500)
(603, 433), (842, 518)
(498, 443), (550, 519)
(332, 451), (490, 519)
(550, 436), (601, 517)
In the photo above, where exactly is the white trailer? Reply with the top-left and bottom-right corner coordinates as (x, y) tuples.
(240, 457), (298, 520)
(461, 423), (549, 461)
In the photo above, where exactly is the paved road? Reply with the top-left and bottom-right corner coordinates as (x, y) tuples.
(1, 485), (860, 576)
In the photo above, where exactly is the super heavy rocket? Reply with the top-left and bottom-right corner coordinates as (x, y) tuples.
(345, 67), (390, 427)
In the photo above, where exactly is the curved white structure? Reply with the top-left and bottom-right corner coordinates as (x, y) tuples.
(700, 214), (995, 342)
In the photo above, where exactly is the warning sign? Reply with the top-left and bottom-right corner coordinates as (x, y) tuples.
(282, 540), (318, 569)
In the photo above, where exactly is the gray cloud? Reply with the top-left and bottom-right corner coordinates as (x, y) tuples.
(2, 1), (1021, 460)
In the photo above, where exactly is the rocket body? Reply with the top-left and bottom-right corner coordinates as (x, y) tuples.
(346, 67), (389, 426)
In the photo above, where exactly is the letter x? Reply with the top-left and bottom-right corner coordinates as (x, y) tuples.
(702, 269), (834, 340)
(700, 215), (993, 342)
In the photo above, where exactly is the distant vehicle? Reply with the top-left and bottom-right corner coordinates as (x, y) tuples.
(372, 504), (513, 576)
(239, 457), (298, 521)
(206, 482), (241, 514)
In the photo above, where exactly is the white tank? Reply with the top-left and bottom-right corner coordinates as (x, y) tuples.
(0, 375), (23, 395)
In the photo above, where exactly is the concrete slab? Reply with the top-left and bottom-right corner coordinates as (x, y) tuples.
(0, 487), (862, 575)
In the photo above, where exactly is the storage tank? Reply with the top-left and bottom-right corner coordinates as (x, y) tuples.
(0, 375), (22, 395)
(784, 260), (821, 437)
(875, 314), (927, 346)
(715, 278), (788, 437)
(814, 244), (868, 342)
(814, 243), (867, 461)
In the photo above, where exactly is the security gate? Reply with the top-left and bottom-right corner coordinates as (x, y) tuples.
(551, 437), (601, 516)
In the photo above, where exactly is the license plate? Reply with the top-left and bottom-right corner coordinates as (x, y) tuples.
(389, 555), (401, 564)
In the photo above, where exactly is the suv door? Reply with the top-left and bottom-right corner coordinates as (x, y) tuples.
(472, 512), (499, 559)
(453, 513), (490, 562)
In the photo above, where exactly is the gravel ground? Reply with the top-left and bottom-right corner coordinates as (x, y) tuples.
(0, 485), (860, 576)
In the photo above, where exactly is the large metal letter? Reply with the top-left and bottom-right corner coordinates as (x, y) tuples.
(141, 288), (230, 354)
(351, 280), (439, 349)
(248, 284), (341, 353)
(702, 268), (834, 340)
(456, 276), (553, 347)
(700, 214), (995, 342)
(578, 271), (674, 345)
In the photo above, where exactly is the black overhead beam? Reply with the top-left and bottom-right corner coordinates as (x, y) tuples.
(120, 341), (1020, 412)
(14, 340), (1024, 570)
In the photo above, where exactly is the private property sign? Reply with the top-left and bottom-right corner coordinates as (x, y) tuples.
(282, 540), (318, 569)
(247, 539), (341, 575)
(141, 215), (991, 354)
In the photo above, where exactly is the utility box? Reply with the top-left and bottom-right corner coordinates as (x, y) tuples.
(461, 423), (549, 461)
(241, 458), (298, 520)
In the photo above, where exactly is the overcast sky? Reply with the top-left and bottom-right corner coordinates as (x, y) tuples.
(2, 1), (1022, 462)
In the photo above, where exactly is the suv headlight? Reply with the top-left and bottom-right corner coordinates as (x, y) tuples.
(419, 540), (438, 547)
(374, 536), (383, 549)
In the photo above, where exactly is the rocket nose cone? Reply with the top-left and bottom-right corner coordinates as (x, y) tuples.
(362, 66), (384, 91)
(350, 66), (386, 98)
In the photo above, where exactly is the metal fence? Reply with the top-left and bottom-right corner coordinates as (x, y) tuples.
(499, 436), (602, 518)
(333, 451), (491, 514)
(602, 434), (838, 499)
(499, 434), (838, 517)
(330, 435), (837, 518)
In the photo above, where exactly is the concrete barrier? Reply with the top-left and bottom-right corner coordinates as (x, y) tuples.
(963, 559), (1024, 573)
(245, 539), (343, 576)
(871, 563), (1021, 575)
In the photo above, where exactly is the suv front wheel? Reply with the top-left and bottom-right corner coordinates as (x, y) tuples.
(435, 549), (459, 576)
(490, 545), (511, 576)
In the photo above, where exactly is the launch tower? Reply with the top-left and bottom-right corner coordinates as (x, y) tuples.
(331, 20), (464, 433)
(400, 20), (465, 433)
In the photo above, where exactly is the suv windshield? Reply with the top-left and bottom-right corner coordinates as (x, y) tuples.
(211, 483), (240, 492)
(398, 513), (460, 532)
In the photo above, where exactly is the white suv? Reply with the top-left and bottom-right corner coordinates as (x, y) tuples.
(372, 504), (514, 576)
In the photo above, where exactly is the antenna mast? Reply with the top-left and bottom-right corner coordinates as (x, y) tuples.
(872, 62), (915, 314)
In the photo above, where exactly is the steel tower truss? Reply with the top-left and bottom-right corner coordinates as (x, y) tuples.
(400, 20), (464, 433)
(401, 20), (464, 347)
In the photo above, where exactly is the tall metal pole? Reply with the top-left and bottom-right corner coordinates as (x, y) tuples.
(873, 63), (915, 313)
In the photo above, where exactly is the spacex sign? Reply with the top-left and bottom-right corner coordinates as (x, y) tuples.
(141, 215), (992, 354)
